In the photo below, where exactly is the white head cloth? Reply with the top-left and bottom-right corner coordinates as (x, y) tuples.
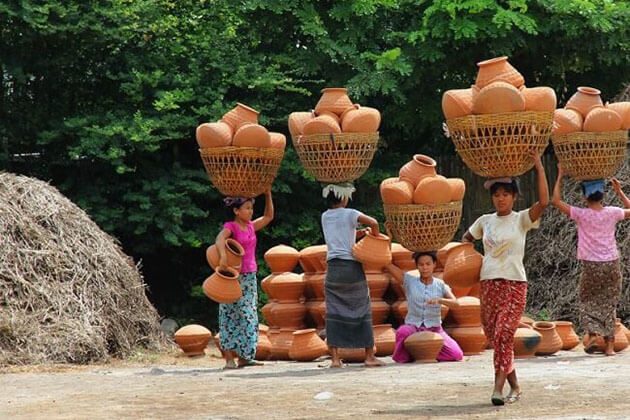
(322, 182), (356, 201)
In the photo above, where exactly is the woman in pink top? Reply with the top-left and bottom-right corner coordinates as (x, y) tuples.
(215, 190), (274, 369)
(552, 165), (630, 356)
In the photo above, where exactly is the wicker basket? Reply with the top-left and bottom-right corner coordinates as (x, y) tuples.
(446, 111), (553, 178)
(552, 131), (628, 180)
(384, 202), (463, 252)
(199, 147), (284, 197)
(292, 132), (379, 183)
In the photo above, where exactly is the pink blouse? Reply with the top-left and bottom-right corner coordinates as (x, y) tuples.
(224, 221), (257, 273)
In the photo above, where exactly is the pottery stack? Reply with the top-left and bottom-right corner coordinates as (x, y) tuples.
(444, 296), (487, 356)
(300, 245), (328, 334)
(553, 88), (627, 135)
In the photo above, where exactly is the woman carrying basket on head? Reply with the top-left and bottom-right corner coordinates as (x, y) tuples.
(462, 151), (548, 406)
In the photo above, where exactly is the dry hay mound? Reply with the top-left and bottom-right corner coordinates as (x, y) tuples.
(525, 161), (630, 329)
(0, 172), (164, 365)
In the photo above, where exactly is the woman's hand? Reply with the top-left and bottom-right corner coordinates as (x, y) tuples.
(529, 150), (543, 170)
(219, 254), (228, 269)
(556, 162), (564, 178)
(426, 298), (441, 305)
(612, 178), (622, 194)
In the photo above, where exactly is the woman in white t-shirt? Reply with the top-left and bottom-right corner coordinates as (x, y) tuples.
(462, 152), (548, 406)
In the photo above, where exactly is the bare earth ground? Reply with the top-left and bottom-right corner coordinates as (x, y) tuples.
(1, 345), (629, 420)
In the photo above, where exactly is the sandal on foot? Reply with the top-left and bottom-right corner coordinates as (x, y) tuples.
(506, 391), (522, 404)
(491, 393), (505, 406)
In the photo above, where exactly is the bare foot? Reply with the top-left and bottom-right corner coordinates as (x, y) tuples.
(364, 357), (385, 367)
(330, 359), (344, 368)
(223, 359), (238, 370)
(605, 349), (616, 357)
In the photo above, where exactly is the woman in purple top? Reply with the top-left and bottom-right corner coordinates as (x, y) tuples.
(552, 165), (630, 356)
(215, 190), (274, 369)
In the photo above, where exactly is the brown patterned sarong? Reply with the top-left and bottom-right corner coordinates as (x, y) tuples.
(579, 259), (622, 338)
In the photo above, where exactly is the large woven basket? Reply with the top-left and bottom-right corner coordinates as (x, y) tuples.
(292, 132), (379, 182)
(552, 131), (628, 180)
(199, 147), (284, 197)
(446, 111), (553, 178)
(384, 202), (463, 252)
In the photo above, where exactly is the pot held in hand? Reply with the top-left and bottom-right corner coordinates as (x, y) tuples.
(352, 232), (392, 271)
(206, 238), (245, 271)
(202, 266), (242, 304)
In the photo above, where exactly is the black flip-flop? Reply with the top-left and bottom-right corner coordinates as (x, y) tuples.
(491, 395), (505, 406)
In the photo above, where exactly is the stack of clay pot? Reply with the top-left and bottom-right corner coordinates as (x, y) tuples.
(203, 239), (245, 304)
(444, 296), (487, 356)
(380, 154), (465, 206)
(196, 103), (287, 150)
(288, 88), (381, 138)
(174, 324), (212, 357)
(553, 88), (629, 134)
(442, 56), (557, 119)
(300, 245), (328, 334)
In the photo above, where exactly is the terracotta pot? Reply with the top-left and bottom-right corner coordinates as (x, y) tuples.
(366, 271), (391, 300)
(513, 327), (542, 358)
(606, 102), (630, 130)
(298, 246), (319, 273)
(255, 325), (272, 360)
(370, 300), (390, 325)
(232, 123), (271, 148)
(448, 297), (481, 327)
(261, 302), (276, 327)
(305, 300), (326, 329)
(373, 324), (396, 356)
(475, 56), (524, 89)
(588, 320), (630, 352)
(206, 238), (245, 271)
(472, 81), (525, 114)
(619, 319), (630, 342)
(312, 245), (329, 272)
(202, 267), (242, 304)
(391, 243), (415, 271)
(267, 273), (305, 303)
(288, 111), (315, 137)
(446, 178), (466, 202)
(341, 105), (381, 132)
(304, 272), (325, 300)
(302, 114), (341, 135)
(399, 154), (437, 187)
(566, 86), (603, 117)
(269, 132), (287, 149)
(583, 107), (622, 132)
(553, 321), (579, 351)
(446, 326), (486, 355)
(441, 304), (449, 321)
(174, 324), (212, 356)
(467, 282), (481, 298)
(442, 243), (482, 289)
(261, 275), (273, 298)
(413, 175), (452, 205)
(521, 86), (557, 112)
(196, 122), (233, 148)
(353, 233), (392, 270)
(269, 328), (295, 360)
(533, 321), (563, 356)
(289, 328), (328, 361)
(451, 285), (472, 298)
(437, 242), (461, 269)
(264, 244), (300, 273)
(552, 109), (583, 135)
(222, 103), (259, 130)
(404, 331), (444, 363)
(315, 88), (354, 116)
(442, 88), (474, 119)
(380, 178), (414, 205)
(271, 302), (307, 329)
(392, 299), (408, 324)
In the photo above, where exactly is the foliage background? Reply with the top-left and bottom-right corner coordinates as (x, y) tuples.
(1, 0), (629, 329)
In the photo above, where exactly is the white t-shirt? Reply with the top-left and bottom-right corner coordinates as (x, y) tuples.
(468, 209), (539, 282)
(321, 208), (363, 261)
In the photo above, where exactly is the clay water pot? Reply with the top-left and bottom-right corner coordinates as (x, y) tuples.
(380, 178), (414, 205)
(304, 272), (326, 300)
(475, 56), (524, 89)
(232, 123), (271, 148)
(413, 175), (452, 205)
(451, 285), (472, 298)
(255, 325), (272, 361)
(533, 321), (563, 356)
(373, 324), (396, 356)
(269, 328), (295, 360)
(315, 88), (354, 116)
(440, 304), (449, 320)
(269, 132), (287, 149)
(565, 86), (603, 117)
(202, 267), (242, 304)
(404, 331), (444, 363)
(264, 244), (300, 273)
(588, 321), (630, 352)
(513, 327), (542, 358)
(399, 154), (437, 187)
(261, 275), (273, 298)
(606, 102), (630, 129)
(261, 302), (276, 327)
(366, 272), (391, 300)
(298, 246), (319, 273)
(312, 245), (329, 272)
(552, 109), (583, 135)
(206, 238), (245, 271)
(449, 297), (481, 327)
(305, 300), (326, 329)
(467, 282), (481, 298)
(583, 107), (622, 132)
(302, 114), (342, 135)
(341, 105), (381, 132)
(472, 81), (525, 114)
(271, 302), (307, 329)
(222, 103), (259, 130)
(521, 86), (557, 112)
(437, 242), (461, 269)
(391, 243), (415, 271)
(289, 328), (328, 361)
(174, 324), (212, 356)
(446, 326), (486, 355)
(442, 243), (482, 289)
(370, 300), (391, 325)
(554, 321), (580, 350)
(392, 299), (408, 324)
(288, 111), (315, 137)
(442, 88), (474, 119)
(446, 178), (466, 202)
(353, 233), (392, 270)
(267, 273), (305, 303)
(196, 122), (233, 148)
